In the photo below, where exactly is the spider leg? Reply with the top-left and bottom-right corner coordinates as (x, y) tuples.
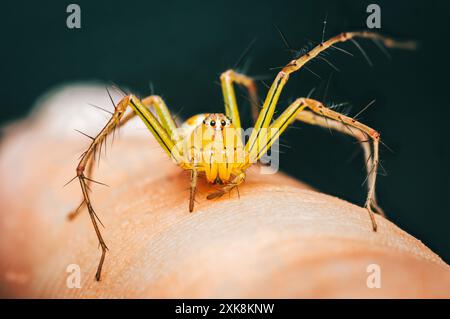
(68, 95), (181, 219)
(206, 171), (246, 200)
(189, 167), (198, 212)
(246, 31), (414, 159)
(248, 97), (383, 231)
(68, 111), (135, 220)
(220, 70), (259, 131)
(298, 100), (384, 231)
(296, 109), (384, 218)
(69, 94), (181, 281)
(141, 95), (180, 143)
(241, 31), (412, 230)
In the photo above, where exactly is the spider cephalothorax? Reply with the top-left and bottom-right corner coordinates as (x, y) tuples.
(182, 113), (244, 186)
(68, 31), (414, 281)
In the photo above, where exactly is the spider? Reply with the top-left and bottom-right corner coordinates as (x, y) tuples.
(68, 31), (414, 281)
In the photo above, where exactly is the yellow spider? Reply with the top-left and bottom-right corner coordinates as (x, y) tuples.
(68, 31), (414, 281)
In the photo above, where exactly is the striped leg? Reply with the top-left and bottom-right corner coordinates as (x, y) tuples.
(248, 97), (383, 231)
(220, 70), (259, 131)
(246, 31), (414, 159)
(70, 94), (181, 281)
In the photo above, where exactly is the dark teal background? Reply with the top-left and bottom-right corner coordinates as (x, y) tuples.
(2, 0), (450, 262)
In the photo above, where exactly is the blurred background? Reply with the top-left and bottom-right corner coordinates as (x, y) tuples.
(1, 0), (449, 263)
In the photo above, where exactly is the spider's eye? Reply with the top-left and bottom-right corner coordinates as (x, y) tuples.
(221, 120), (226, 126)
(210, 120), (216, 126)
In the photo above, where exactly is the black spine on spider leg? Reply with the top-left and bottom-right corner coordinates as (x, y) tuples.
(172, 106), (185, 125)
(350, 39), (373, 67)
(259, 79), (271, 90)
(321, 12), (329, 44)
(322, 73), (333, 103)
(64, 130), (100, 189)
(273, 24), (322, 79)
(87, 103), (114, 115)
(317, 55), (340, 72)
(83, 176), (110, 187)
(63, 175), (78, 188)
(361, 160), (377, 187)
(233, 37), (257, 71)
(74, 129), (95, 140)
(371, 38), (392, 60)
(109, 82), (129, 98)
(330, 44), (354, 57)
(273, 24), (294, 54)
(149, 81), (155, 96)
(353, 99), (377, 121)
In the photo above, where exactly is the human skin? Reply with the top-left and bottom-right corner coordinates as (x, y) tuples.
(0, 84), (449, 298)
